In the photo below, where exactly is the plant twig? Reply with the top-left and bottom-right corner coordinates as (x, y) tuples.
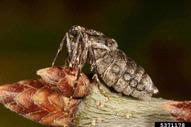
(75, 81), (191, 127)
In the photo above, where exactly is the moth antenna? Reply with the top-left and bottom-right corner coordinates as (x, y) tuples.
(52, 34), (66, 67)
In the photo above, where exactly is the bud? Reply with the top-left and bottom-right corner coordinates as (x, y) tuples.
(166, 101), (191, 122)
(0, 67), (91, 127)
(37, 67), (90, 98)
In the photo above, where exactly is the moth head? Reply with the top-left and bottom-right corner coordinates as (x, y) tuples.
(104, 38), (118, 50)
(70, 25), (85, 32)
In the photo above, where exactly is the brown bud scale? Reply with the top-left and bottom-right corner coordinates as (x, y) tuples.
(0, 67), (91, 127)
(166, 101), (191, 122)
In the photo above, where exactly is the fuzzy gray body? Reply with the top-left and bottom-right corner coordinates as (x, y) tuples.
(52, 25), (158, 100)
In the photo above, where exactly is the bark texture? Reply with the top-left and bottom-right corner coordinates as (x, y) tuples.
(75, 81), (191, 127)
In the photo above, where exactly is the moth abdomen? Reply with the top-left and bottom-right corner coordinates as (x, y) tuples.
(117, 62), (158, 99)
(95, 50), (126, 87)
(96, 49), (158, 100)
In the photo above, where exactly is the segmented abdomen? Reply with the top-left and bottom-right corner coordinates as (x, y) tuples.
(95, 49), (158, 100)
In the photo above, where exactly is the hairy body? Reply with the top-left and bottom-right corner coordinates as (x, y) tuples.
(52, 26), (158, 100)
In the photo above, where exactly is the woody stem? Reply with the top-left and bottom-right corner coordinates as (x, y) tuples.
(74, 81), (191, 127)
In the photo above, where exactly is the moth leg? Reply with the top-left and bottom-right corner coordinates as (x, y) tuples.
(78, 32), (88, 69)
(92, 74), (110, 101)
(66, 33), (71, 55)
(52, 34), (66, 67)
(76, 31), (90, 81)
(65, 32), (72, 66)
(76, 32), (84, 80)
(70, 31), (85, 81)
(92, 73), (100, 82)
(89, 46), (110, 100)
(70, 31), (81, 68)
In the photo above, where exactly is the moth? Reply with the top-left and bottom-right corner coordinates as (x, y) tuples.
(52, 25), (159, 100)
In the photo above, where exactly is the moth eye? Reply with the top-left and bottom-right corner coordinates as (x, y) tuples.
(105, 39), (113, 47)
(71, 30), (78, 36)
(105, 39), (118, 49)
